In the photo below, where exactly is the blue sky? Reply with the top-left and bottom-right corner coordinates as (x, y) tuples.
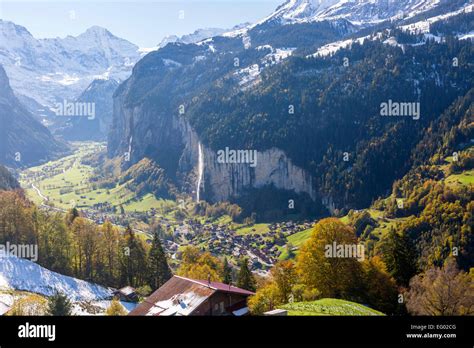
(0, 0), (281, 47)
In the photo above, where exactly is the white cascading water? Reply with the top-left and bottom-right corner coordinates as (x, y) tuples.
(196, 142), (204, 202)
(128, 136), (133, 155)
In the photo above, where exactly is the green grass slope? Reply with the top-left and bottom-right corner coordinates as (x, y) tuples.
(281, 299), (385, 316)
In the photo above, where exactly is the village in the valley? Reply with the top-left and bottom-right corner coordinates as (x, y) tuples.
(79, 206), (314, 274)
(162, 219), (314, 272)
(18, 142), (315, 274)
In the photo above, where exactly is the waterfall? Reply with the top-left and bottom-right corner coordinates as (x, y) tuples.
(128, 136), (133, 154)
(196, 142), (204, 202)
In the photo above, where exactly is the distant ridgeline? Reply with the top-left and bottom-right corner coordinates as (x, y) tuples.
(0, 65), (67, 168)
(107, 4), (473, 220)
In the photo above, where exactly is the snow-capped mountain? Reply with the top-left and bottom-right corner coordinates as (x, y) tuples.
(257, 0), (451, 25)
(0, 20), (140, 106)
(261, 0), (339, 23)
(141, 24), (250, 54)
(160, 28), (228, 47)
(138, 28), (229, 55)
(309, 2), (473, 57)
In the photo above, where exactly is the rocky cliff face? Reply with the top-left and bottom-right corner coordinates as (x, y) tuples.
(201, 146), (316, 202)
(178, 118), (316, 202)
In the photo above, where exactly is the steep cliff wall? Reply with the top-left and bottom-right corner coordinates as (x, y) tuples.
(108, 89), (316, 203)
(177, 116), (317, 202)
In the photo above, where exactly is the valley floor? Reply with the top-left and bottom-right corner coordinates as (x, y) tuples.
(18, 142), (316, 274)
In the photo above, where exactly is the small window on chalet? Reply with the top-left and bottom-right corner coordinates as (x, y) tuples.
(219, 302), (225, 313)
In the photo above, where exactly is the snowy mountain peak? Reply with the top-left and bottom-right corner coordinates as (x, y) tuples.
(71, 25), (138, 53)
(263, 0), (448, 25)
(0, 20), (36, 51)
(0, 20), (140, 106)
(80, 25), (114, 38)
(273, 0), (340, 22)
(0, 19), (33, 38)
(155, 28), (229, 49)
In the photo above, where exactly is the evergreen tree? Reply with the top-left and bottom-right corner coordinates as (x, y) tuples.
(381, 229), (418, 286)
(101, 221), (120, 287)
(120, 226), (148, 287)
(222, 257), (232, 285)
(36, 212), (72, 276)
(237, 258), (256, 292)
(65, 207), (79, 225)
(147, 229), (172, 290)
(46, 292), (72, 316)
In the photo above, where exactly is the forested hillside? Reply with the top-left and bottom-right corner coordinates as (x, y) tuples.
(108, 9), (473, 218)
(188, 34), (473, 210)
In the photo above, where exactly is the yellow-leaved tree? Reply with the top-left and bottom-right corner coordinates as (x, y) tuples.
(106, 298), (127, 316)
(7, 294), (48, 316)
(295, 218), (363, 299)
(177, 246), (223, 281)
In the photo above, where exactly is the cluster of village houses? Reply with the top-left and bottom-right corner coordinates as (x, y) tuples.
(163, 219), (314, 272)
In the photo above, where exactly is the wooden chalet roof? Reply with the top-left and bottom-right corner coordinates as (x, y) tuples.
(129, 275), (254, 316)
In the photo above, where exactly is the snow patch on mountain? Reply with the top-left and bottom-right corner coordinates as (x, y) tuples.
(261, 47), (296, 66)
(163, 58), (183, 68)
(400, 3), (473, 34)
(459, 31), (474, 40)
(242, 33), (252, 49)
(234, 64), (261, 90)
(233, 46), (295, 90)
(222, 0), (448, 46)
(309, 35), (371, 57)
(308, 3), (473, 58)
(0, 256), (112, 301)
(161, 28), (227, 47)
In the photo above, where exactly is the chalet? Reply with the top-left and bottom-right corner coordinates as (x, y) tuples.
(129, 276), (254, 316)
(114, 286), (139, 303)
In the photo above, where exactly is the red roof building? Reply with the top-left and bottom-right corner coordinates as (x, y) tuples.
(129, 275), (254, 316)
